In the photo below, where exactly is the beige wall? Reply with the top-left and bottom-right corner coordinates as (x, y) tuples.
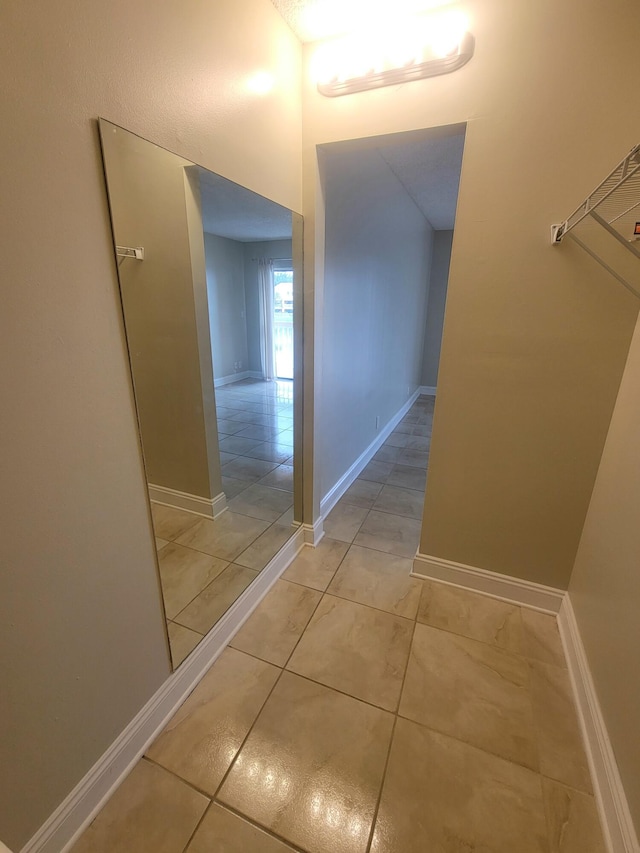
(302, 0), (640, 587)
(569, 310), (640, 835)
(0, 0), (301, 848)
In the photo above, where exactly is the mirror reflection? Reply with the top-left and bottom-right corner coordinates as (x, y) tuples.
(98, 119), (302, 669)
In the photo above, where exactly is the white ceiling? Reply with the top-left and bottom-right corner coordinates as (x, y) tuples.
(198, 168), (292, 242)
(377, 131), (465, 230)
(270, 0), (455, 44)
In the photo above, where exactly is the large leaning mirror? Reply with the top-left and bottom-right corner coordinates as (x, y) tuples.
(99, 119), (303, 669)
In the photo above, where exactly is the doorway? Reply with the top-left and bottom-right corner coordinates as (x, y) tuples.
(273, 264), (294, 380)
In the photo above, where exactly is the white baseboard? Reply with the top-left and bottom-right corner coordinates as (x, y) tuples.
(558, 595), (640, 853)
(214, 370), (262, 387)
(320, 388), (422, 518)
(411, 552), (565, 613)
(302, 518), (325, 546)
(148, 485), (227, 520)
(23, 527), (306, 853)
(419, 385), (437, 396)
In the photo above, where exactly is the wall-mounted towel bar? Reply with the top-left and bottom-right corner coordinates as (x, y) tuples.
(116, 246), (145, 260)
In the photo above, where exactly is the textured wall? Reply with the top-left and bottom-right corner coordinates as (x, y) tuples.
(0, 0), (301, 847)
(303, 0), (640, 587)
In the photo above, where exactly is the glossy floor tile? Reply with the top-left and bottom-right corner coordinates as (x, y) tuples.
(185, 804), (297, 853)
(147, 648), (280, 795)
(78, 398), (604, 853)
(327, 545), (421, 619)
(416, 578), (525, 654)
(218, 672), (394, 853)
(353, 510), (421, 558)
(230, 579), (322, 666)
(370, 718), (549, 853)
(167, 622), (203, 668)
(71, 759), (209, 853)
(157, 543), (229, 620)
(399, 622), (539, 770)
(287, 595), (413, 711)
(175, 513), (271, 562)
(281, 538), (350, 590)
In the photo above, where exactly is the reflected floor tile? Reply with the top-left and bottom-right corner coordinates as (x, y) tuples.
(372, 445), (401, 464)
(417, 579), (525, 654)
(399, 623), (538, 770)
(328, 545), (421, 619)
(281, 538), (349, 591)
(186, 804), (297, 853)
(222, 456), (279, 483)
(542, 778), (606, 853)
(323, 502), (369, 543)
(228, 484), (293, 522)
(219, 451), (239, 465)
(370, 718), (548, 853)
(287, 595), (413, 711)
(155, 537), (170, 551)
(146, 648), (279, 795)
(158, 542), (229, 619)
(235, 523), (293, 571)
(353, 510), (421, 558)
(244, 442), (293, 464)
(175, 565), (258, 634)
(219, 435), (263, 455)
(529, 659), (592, 792)
(258, 464), (294, 491)
(175, 513), (270, 561)
(235, 424), (285, 442)
(396, 448), (429, 468)
(522, 608), (566, 667)
(218, 671), (394, 853)
(222, 476), (250, 500)
(410, 424), (431, 437)
(150, 503), (201, 541)
(386, 464), (426, 491)
(341, 478), (383, 509)
(71, 759), (209, 853)
(216, 419), (247, 436)
(372, 485), (424, 520)
(231, 579), (322, 666)
(167, 621), (202, 668)
(404, 435), (430, 451)
(384, 431), (409, 448)
(359, 460), (393, 484)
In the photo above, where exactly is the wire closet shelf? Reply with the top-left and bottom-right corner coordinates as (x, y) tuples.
(551, 144), (640, 248)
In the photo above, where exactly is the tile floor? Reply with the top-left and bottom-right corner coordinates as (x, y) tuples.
(153, 379), (296, 668)
(73, 396), (606, 852)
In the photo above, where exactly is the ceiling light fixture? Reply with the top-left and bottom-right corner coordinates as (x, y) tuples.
(312, 11), (474, 97)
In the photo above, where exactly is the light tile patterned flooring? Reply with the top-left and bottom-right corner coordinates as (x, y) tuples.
(154, 380), (296, 667)
(73, 396), (606, 852)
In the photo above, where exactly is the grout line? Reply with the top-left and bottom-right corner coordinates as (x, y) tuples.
(364, 718), (398, 853)
(179, 800), (213, 853)
(142, 755), (215, 803)
(212, 801), (308, 852)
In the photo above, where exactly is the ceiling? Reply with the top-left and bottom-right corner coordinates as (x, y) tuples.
(198, 168), (292, 242)
(377, 132), (465, 230)
(270, 0), (455, 44)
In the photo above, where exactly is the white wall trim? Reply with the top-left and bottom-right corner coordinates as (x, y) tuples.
(558, 595), (640, 853)
(148, 485), (227, 520)
(320, 388), (421, 518)
(411, 552), (565, 613)
(22, 527), (305, 853)
(214, 370), (262, 387)
(420, 385), (437, 396)
(302, 518), (325, 546)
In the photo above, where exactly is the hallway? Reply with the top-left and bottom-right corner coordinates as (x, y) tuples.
(70, 398), (605, 853)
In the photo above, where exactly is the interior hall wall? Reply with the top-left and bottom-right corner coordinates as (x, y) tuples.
(320, 146), (433, 499)
(0, 0), (302, 847)
(568, 310), (640, 837)
(302, 0), (640, 587)
(204, 233), (250, 381)
(421, 230), (453, 388)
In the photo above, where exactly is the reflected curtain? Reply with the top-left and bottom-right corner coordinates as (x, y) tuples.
(258, 259), (275, 381)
